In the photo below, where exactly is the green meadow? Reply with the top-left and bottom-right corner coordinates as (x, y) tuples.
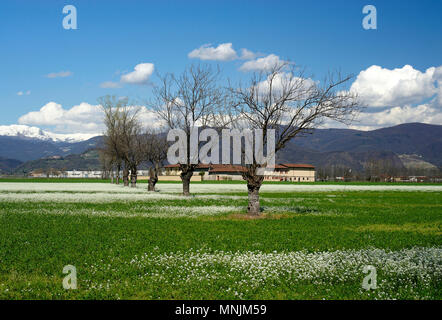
(0, 182), (440, 299)
(0, 177), (441, 185)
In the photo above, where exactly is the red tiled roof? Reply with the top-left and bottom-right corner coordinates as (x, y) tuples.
(196, 164), (211, 169)
(164, 164), (180, 168)
(209, 164), (246, 173)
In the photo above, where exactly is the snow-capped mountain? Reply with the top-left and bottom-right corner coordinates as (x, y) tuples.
(0, 125), (99, 143)
(0, 125), (103, 163)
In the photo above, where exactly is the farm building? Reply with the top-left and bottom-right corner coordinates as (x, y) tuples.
(163, 163), (316, 182)
(263, 164), (316, 182)
(65, 170), (103, 178)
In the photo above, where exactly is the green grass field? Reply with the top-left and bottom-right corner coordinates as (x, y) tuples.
(1, 177), (441, 185)
(0, 182), (440, 299)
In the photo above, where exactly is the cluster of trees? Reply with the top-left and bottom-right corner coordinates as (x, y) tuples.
(317, 160), (441, 182)
(99, 96), (167, 191)
(363, 158), (441, 180)
(101, 62), (359, 216)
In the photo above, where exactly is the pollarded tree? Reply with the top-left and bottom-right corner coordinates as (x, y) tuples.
(100, 95), (127, 185)
(229, 62), (360, 216)
(118, 105), (143, 188)
(152, 64), (226, 196)
(143, 129), (168, 192)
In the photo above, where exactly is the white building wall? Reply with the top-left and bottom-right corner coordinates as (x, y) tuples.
(65, 170), (103, 178)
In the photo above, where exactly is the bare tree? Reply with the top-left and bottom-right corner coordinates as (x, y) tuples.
(229, 62), (360, 215)
(100, 95), (141, 186)
(101, 96), (125, 184)
(143, 129), (168, 191)
(98, 147), (113, 181)
(152, 64), (226, 196)
(119, 106), (142, 187)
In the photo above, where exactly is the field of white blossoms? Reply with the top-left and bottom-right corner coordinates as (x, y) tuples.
(0, 181), (440, 299)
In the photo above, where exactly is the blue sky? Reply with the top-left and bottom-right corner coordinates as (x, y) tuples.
(1, 0), (441, 134)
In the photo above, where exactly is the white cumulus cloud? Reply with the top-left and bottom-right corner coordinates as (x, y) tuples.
(240, 48), (257, 60)
(350, 65), (440, 107)
(17, 101), (162, 134)
(320, 64), (442, 130)
(188, 43), (238, 61)
(120, 63), (155, 84)
(432, 66), (442, 107)
(18, 102), (103, 133)
(240, 54), (287, 72)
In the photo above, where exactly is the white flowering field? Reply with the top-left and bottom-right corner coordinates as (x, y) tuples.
(0, 182), (440, 299)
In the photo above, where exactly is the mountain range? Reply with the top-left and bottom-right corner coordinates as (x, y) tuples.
(0, 125), (98, 143)
(278, 122), (442, 172)
(0, 123), (441, 174)
(12, 150), (102, 175)
(285, 123), (442, 165)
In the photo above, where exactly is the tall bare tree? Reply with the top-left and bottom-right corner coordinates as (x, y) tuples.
(101, 95), (127, 185)
(98, 147), (113, 181)
(118, 105), (142, 187)
(152, 64), (226, 196)
(100, 95), (141, 187)
(229, 62), (360, 215)
(143, 129), (168, 191)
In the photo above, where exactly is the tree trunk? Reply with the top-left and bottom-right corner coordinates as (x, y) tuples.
(247, 183), (261, 216)
(116, 165), (120, 185)
(180, 168), (194, 196)
(148, 167), (158, 191)
(147, 179), (156, 191)
(123, 167), (129, 186)
(130, 166), (137, 188)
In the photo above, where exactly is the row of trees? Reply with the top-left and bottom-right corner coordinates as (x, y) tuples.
(99, 96), (167, 191)
(316, 161), (441, 181)
(101, 62), (359, 215)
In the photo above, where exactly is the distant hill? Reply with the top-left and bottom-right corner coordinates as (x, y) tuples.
(286, 123), (442, 167)
(277, 148), (405, 172)
(13, 149), (101, 174)
(0, 157), (22, 174)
